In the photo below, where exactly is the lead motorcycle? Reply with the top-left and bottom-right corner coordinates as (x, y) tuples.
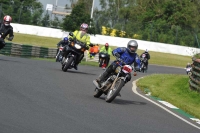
(61, 33), (89, 72)
(140, 53), (148, 73)
(93, 57), (137, 103)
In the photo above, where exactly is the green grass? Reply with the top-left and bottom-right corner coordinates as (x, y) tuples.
(137, 74), (200, 119)
(12, 33), (61, 48)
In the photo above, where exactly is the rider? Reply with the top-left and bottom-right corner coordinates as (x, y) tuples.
(65, 23), (92, 70)
(186, 62), (191, 68)
(56, 37), (69, 55)
(140, 49), (150, 69)
(99, 43), (112, 69)
(0, 15), (14, 50)
(95, 40), (141, 87)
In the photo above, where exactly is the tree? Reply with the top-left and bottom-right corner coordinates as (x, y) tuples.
(0, 0), (43, 25)
(62, 1), (94, 34)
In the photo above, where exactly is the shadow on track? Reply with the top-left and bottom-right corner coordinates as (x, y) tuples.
(0, 58), (20, 63)
(98, 97), (147, 105)
(66, 70), (97, 76)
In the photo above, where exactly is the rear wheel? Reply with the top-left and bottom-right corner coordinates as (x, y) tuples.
(62, 57), (74, 72)
(94, 88), (103, 98)
(105, 79), (125, 103)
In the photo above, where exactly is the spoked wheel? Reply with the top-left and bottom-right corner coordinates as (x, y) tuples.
(94, 88), (103, 98)
(105, 79), (125, 103)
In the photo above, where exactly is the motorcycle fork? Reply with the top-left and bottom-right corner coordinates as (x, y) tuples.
(110, 72), (120, 90)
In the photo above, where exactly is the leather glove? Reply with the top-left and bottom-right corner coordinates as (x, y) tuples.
(114, 53), (120, 58)
(89, 43), (93, 47)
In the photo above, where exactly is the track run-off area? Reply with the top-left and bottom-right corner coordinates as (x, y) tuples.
(0, 55), (199, 133)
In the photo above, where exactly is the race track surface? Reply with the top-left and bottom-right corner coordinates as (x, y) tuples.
(0, 56), (199, 133)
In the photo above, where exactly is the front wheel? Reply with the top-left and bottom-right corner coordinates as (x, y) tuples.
(105, 79), (125, 103)
(99, 59), (104, 67)
(94, 88), (103, 98)
(62, 56), (74, 72)
(56, 52), (60, 62)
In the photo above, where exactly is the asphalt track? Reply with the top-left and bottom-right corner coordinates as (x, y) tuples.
(0, 55), (199, 133)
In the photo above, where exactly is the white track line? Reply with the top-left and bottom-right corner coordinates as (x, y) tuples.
(132, 79), (200, 130)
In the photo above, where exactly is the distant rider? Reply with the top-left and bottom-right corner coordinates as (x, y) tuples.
(99, 43), (112, 69)
(56, 37), (69, 55)
(140, 49), (150, 69)
(95, 40), (141, 87)
(0, 15), (14, 50)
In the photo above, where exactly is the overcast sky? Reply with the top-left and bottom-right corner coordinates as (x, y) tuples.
(39, 0), (100, 10)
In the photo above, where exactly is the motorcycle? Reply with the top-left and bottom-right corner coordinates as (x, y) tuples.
(186, 67), (192, 76)
(99, 52), (109, 67)
(55, 46), (64, 62)
(93, 57), (137, 103)
(61, 33), (88, 72)
(140, 54), (148, 73)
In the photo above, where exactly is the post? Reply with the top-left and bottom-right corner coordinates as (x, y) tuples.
(90, 0), (95, 27)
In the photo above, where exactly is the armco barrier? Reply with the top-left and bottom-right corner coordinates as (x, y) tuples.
(0, 43), (57, 58)
(0, 43), (98, 62)
(189, 57), (200, 92)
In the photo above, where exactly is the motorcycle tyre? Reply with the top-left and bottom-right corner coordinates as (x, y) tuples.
(62, 57), (74, 72)
(94, 88), (103, 98)
(105, 79), (125, 103)
(99, 59), (104, 67)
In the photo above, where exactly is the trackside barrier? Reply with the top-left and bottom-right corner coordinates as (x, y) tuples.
(0, 43), (99, 62)
(0, 43), (57, 58)
(189, 57), (200, 93)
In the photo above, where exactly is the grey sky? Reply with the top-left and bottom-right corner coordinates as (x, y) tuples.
(39, 0), (100, 10)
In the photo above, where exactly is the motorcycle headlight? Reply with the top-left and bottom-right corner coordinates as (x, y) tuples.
(115, 66), (121, 73)
(75, 44), (81, 49)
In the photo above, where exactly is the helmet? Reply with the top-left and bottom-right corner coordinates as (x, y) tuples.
(63, 37), (68, 42)
(80, 23), (88, 32)
(127, 40), (138, 53)
(3, 15), (12, 26)
(145, 49), (148, 53)
(187, 63), (190, 65)
(105, 43), (109, 47)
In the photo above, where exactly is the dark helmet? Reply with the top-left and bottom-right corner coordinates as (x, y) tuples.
(63, 37), (68, 42)
(127, 40), (138, 53)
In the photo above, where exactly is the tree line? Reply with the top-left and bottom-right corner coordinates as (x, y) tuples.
(0, 0), (61, 27)
(1, 0), (200, 47)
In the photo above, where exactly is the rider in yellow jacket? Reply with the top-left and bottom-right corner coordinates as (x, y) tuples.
(99, 43), (112, 68)
(69, 23), (91, 70)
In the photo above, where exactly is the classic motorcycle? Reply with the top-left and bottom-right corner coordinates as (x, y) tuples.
(61, 33), (88, 72)
(99, 52), (109, 67)
(93, 58), (137, 103)
(56, 46), (64, 62)
(140, 54), (148, 73)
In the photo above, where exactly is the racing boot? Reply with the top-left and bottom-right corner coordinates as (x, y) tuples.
(95, 71), (109, 88)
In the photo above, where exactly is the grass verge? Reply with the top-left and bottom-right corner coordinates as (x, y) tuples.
(136, 74), (200, 119)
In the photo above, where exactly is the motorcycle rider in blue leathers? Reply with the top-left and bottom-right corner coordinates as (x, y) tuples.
(95, 40), (141, 87)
